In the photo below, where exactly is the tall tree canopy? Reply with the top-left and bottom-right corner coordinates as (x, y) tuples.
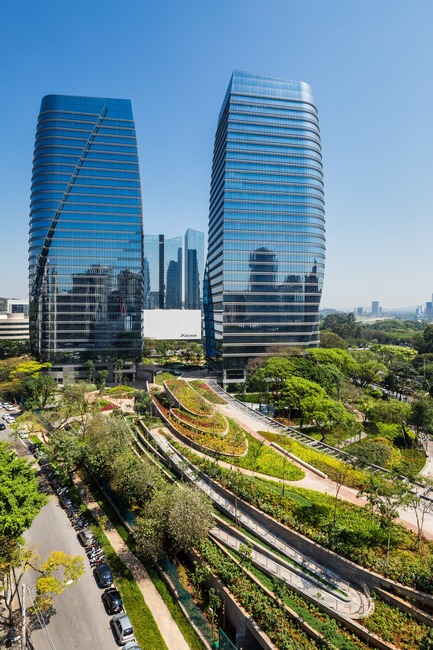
(0, 441), (47, 539)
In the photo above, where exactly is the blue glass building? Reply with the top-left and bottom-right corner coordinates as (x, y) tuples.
(143, 234), (183, 309)
(29, 95), (144, 362)
(144, 230), (204, 310)
(185, 228), (204, 310)
(204, 71), (325, 384)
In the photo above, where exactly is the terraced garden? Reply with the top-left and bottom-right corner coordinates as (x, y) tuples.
(187, 380), (227, 404)
(152, 392), (247, 456)
(164, 379), (213, 415)
(171, 407), (228, 435)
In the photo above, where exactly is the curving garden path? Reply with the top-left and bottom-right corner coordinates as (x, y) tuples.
(203, 380), (433, 540)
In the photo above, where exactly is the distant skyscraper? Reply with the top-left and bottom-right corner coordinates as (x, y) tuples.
(164, 236), (183, 309)
(144, 230), (204, 310)
(204, 70), (325, 384)
(185, 228), (204, 309)
(29, 95), (144, 362)
(371, 301), (380, 317)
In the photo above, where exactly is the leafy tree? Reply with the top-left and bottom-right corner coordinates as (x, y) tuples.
(358, 475), (411, 571)
(86, 359), (94, 382)
(413, 325), (433, 354)
(95, 369), (108, 392)
(410, 397), (433, 435)
(1, 359), (52, 403)
(371, 344), (417, 367)
(248, 357), (293, 402)
(321, 312), (362, 341)
(114, 358), (124, 383)
(34, 551), (85, 613)
(348, 355), (387, 388)
(0, 441), (47, 539)
(21, 373), (58, 409)
(109, 448), (163, 509)
(407, 476), (433, 550)
(319, 330), (348, 350)
(278, 375), (326, 424)
(167, 485), (213, 554)
(85, 415), (131, 480)
(134, 484), (212, 560)
(0, 542), (39, 629)
(42, 382), (97, 439)
(133, 390), (153, 415)
(9, 411), (46, 440)
(0, 340), (30, 360)
(366, 399), (411, 426)
(306, 347), (355, 374)
(47, 429), (85, 477)
(277, 376), (353, 436)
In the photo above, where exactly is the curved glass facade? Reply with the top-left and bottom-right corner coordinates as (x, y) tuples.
(204, 71), (325, 382)
(29, 95), (144, 362)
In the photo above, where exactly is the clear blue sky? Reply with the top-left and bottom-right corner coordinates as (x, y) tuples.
(1, 0), (433, 310)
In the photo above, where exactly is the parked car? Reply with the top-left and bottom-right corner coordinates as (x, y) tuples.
(102, 587), (123, 615)
(59, 493), (73, 509)
(111, 613), (135, 645)
(77, 528), (95, 547)
(94, 563), (114, 589)
(0, 423), (5, 431)
(123, 643), (141, 650)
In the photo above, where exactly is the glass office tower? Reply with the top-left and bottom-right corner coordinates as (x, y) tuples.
(29, 95), (144, 362)
(204, 71), (325, 384)
(143, 234), (183, 309)
(185, 228), (204, 309)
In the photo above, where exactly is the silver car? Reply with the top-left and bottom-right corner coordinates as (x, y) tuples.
(111, 613), (135, 645)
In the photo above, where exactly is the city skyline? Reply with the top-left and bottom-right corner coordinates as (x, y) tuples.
(2, 1), (433, 308)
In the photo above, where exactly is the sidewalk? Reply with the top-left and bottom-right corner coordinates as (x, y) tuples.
(74, 476), (190, 650)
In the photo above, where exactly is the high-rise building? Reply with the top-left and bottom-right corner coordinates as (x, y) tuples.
(29, 95), (144, 363)
(143, 230), (204, 310)
(204, 70), (325, 385)
(185, 228), (204, 309)
(371, 301), (380, 317)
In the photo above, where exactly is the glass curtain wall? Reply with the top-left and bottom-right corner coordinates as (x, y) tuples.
(204, 71), (325, 382)
(29, 95), (144, 362)
(185, 228), (204, 309)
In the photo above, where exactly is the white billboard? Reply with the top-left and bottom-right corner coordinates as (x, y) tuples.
(142, 310), (202, 340)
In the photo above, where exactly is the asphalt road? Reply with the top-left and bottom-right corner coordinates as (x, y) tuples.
(25, 492), (117, 649)
(0, 413), (119, 649)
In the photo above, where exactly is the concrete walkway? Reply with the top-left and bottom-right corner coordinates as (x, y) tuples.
(73, 477), (190, 650)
